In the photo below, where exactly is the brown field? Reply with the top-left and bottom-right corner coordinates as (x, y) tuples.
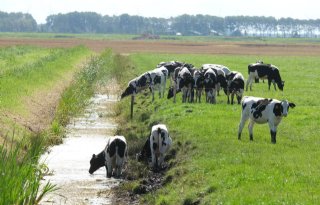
(1, 37), (320, 55)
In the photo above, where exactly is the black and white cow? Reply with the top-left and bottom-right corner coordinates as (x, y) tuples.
(148, 67), (168, 101)
(202, 64), (229, 95)
(89, 136), (127, 178)
(203, 68), (217, 104)
(149, 124), (172, 168)
(120, 72), (151, 99)
(238, 96), (296, 143)
(193, 69), (205, 103)
(167, 66), (195, 103)
(224, 71), (245, 104)
(157, 61), (186, 86)
(246, 63), (284, 91)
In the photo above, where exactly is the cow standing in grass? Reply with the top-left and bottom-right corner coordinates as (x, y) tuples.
(149, 67), (168, 101)
(89, 136), (127, 178)
(202, 64), (230, 96)
(193, 69), (205, 103)
(157, 61), (185, 86)
(168, 66), (195, 103)
(203, 68), (217, 104)
(246, 63), (284, 91)
(238, 96), (295, 143)
(225, 71), (245, 104)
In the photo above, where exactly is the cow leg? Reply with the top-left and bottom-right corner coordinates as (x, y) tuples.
(273, 81), (277, 91)
(231, 92), (235, 105)
(269, 122), (277, 143)
(237, 94), (242, 104)
(106, 159), (112, 178)
(115, 154), (124, 177)
(216, 84), (220, 96)
(246, 74), (253, 91)
(158, 154), (164, 168)
(268, 79), (272, 91)
(238, 111), (249, 140)
(248, 120), (255, 141)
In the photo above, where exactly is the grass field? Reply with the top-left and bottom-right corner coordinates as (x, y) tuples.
(117, 52), (320, 204)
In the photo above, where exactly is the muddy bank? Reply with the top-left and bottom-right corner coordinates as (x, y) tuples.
(40, 94), (120, 205)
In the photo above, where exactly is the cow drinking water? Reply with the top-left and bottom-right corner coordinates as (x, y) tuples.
(89, 136), (127, 178)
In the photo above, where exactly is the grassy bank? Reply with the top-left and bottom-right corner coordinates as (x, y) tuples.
(0, 46), (114, 204)
(115, 53), (320, 204)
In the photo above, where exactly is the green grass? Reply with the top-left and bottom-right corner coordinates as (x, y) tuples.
(0, 134), (58, 205)
(0, 45), (91, 114)
(116, 53), (320, 204)
(0, 47), (114, 204)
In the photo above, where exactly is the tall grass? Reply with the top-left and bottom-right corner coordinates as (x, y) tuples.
(50, 49), (116, 141)
(0, 134), (58, 205)
(116, 53), (320, 204)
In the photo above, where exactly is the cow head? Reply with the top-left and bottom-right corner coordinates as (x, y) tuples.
(167, 86), (174, 99)
(120, 84), (135, 99)
(89, 152), (105, 174)
(277, 80), (285, 91)
(273, 100), (295, 117)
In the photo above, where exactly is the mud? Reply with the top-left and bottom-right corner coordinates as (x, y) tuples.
(40, 94), (119, 205)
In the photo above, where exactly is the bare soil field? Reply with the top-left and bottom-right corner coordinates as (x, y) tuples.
(1, 37), (320, 55)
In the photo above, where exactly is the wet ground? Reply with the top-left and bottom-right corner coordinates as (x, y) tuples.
(40, 94), (120, 205)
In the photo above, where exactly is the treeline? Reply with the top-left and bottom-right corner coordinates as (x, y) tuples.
(1, 11), (320, 37)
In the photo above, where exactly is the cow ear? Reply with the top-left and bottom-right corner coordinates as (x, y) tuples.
(92, 154), (96, 158)
(289, 103), (296, 108)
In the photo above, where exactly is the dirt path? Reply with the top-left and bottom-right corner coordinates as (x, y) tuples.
(40, 94), (120, 205)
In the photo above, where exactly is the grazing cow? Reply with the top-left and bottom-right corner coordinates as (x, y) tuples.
(238, 96), (295, 143)
(203, 68), (217, 104)
(225, 71), (245, 104)
(167, 66), (195, 103)
(149, 124), (172, 168)
(120, 72), (151, 99)
(246, 63), (284, 91)
(148, 67), (168, 101)
(89, 136), (127, 178)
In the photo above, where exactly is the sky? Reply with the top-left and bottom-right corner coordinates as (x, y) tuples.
(1, 0), (319, 24)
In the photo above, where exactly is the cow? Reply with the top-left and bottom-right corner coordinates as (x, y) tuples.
(246, 63), (284, 91)
(120, 72), (151, 99)
(89, 136), (127, 178)
(148, 67), (168, 101)
(149, 124), (172, 168)
(224, 71), (245, 104)
(167, 66), (195, 103)
(203, 68), (217, 104)
(238, 96), (296, 143)
(157, 61), (185, 86)
(193, 69), (205, 103)
(202, 64), (229, 95)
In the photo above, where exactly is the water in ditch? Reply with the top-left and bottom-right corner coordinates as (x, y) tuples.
(40, 94), (120, 205)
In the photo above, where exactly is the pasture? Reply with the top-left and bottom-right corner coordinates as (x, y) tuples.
(0, 36), (320, 204)
(117, 53), (320, 204)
